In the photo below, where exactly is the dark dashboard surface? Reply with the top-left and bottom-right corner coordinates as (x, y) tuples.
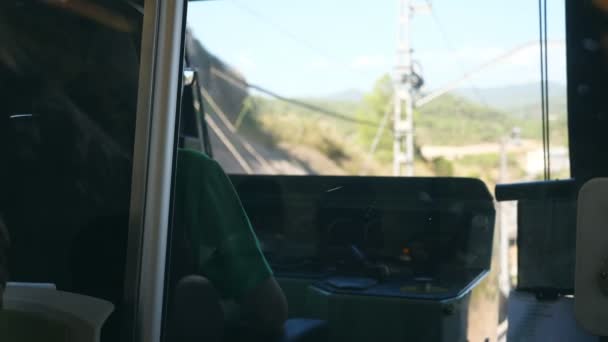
(313, 269), (488, 300)
(231, 175), (495, 298)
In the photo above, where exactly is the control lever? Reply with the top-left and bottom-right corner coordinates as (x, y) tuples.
(349, 245), (390, 281)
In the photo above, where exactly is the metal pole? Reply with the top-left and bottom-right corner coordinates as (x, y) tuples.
(498, 137), (511, 296)
(405, 86), (415, 177)
(394, 0), (415, 176)
(402, 0), (415, 177)
(393, 97), (403, 176)
(499, 137), (508, 183)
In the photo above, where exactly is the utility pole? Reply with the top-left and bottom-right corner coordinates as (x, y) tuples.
(394, 0), (425, 176)
(498, 128), (520, 297)
(498, 137), (511, 297)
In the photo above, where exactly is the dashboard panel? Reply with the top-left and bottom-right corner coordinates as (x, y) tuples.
(232, 175), (495, 294)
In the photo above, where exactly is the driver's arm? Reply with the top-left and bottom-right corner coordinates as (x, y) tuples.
(237, 277), (288, 334)
(176, 149), (287, 335)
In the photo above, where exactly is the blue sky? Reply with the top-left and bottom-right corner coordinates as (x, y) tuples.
(187, 0), (566, 98)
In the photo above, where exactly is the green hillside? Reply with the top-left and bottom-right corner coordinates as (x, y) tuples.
(456, 82), (567, 113)
(416, 93), (516, 146)
(234, 75), (569, 184)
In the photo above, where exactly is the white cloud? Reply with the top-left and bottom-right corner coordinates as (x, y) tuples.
(308, 56), (333, 70)
(417, 40), (567, 88)
(418, 40), (565, 71)
(350, 54), (388, 69)
(507, 40), (566, 68)
(234, 53), (256, 74)
(455, 46), (504, 63)
(417, 46), (502, 68)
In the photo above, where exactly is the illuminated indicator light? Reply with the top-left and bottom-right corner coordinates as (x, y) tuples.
(402, 248), (411, 255)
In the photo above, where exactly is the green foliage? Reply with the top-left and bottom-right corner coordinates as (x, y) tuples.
(416, 94), (515, 145)
(235, 97), (257, 130)
(234, 73), (568, 181)
(242, 96), (357, 167)
(432, 157), (454, 177)
(356, 74), (394, 163)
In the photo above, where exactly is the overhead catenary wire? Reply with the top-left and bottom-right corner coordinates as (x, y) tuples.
(210, 67), (384, 129)
(199, 86), (277, 174)
(359, 100), (393, 176)
(205, 113), (254, 174)
(415, 40), (559, 108)
(227, 0), (385, 85)
(413, 2), (491, 118)
(544, 0), (551, 180)
(538, 0), (551, 180)
(424, 0), (490, 109)
(228, 0), (337, 66)
(538, 0), (546, 180)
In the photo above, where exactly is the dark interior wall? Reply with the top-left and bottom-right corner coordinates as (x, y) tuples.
(0, 2), (139, 308)
(567, 0), (608, 185)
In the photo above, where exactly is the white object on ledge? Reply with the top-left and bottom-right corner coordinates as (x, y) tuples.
(3, 286), (114, 342)
(576, 177), (608, 336)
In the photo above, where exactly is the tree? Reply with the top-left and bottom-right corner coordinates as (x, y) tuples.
(432, 157), (454, 177)
(356, 74), (394, 163)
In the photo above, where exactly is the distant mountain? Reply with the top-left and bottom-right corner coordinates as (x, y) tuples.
(455, 82), (567, 113)
(319, 82), (567, 115)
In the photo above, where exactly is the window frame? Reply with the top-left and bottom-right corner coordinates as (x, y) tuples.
(123, 0), (187, 341)
(565, 0), (608, 185)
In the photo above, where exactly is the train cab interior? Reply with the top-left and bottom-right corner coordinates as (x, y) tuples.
(1, 0), (608, 341)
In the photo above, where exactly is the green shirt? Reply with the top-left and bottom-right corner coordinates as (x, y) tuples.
(174, 149), (272, 300)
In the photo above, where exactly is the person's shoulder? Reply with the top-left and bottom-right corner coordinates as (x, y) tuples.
(178, 148), (214, 166)
(177, 149), (224, 176)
